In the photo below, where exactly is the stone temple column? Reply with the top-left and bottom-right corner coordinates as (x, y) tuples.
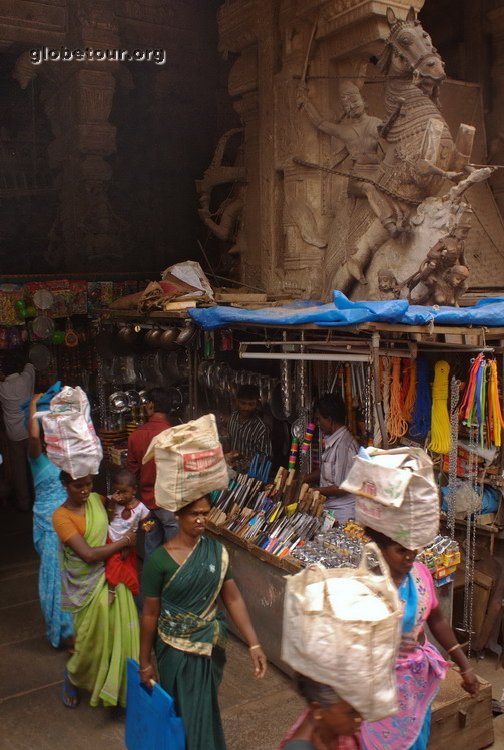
(54, 0), (120, 270)
(486, 5), (504, 218)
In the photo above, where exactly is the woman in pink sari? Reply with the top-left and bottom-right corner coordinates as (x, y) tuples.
(361, 528), (479, 750)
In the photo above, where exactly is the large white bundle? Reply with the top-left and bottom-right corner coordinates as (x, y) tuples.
(281, 543), (401, 721)
(143, 413), (228, 511)
(41, 386), (103, 479)
(341, 447), (440, 549)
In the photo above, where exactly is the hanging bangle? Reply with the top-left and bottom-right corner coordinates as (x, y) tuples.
(448, 643), (462, 654)
(139, 665), (151, 673)
(249, 644), (262, 652)
(460, 669), (474, 676)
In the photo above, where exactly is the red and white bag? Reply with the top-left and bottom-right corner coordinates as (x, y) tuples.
(40, 386), (103, 479)
(143, 413), (228, 511)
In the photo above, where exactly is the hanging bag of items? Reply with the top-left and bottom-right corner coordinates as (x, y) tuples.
(341, 447), (439, 549)
(281, 542), (401, 721)
(40, 386), (103, 479)
(143, 413), (229, 511)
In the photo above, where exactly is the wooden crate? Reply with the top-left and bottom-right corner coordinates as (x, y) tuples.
(429, 668), (494, 749)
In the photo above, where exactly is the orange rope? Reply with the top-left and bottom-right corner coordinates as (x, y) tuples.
(387, 356), (408, 443)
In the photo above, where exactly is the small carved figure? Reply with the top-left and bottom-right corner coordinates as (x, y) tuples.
(414, 264), (470, 306)
(298, 81), (401, 241)
(406, 212), (471, 300)
(196, 128), (247, 259)
(377, 269), (400, 300)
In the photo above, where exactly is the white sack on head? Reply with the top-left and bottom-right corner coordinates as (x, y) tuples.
(41, 386), (103, 479)
(281, 543), (402, 721)
(143, 413), (228, 511)
(341, 446), (440, 549)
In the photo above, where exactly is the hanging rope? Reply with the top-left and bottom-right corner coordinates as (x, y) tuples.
(429, 360), (451, 454)
(402, 359), (417, 422)
(488, 360), (504, 447)
(410, 357), (431, 438)
(387, 357), (408, 443)
(381, 356), (391, 429)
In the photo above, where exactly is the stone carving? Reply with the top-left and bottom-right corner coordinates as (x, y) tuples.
(298, 79), (403, 244)
(328, 6), (473, 293)
(196, 128), (247, 259)
(377, 268), (400, 300)
(216, 0), (504, 300)
(79, 181), (130, 263)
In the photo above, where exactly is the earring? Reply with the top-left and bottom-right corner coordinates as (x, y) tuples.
(313, 710), (323, 721)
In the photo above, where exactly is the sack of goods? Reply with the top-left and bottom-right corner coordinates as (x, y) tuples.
(40, 386), (103, 479)
(340, 446), (440, 549)
(281, 543), (402, 721)
(143, 413), (229, 511)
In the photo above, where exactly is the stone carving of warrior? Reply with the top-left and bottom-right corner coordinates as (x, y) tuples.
(406, 211), (471, 301)
(297, 80), (402, 240)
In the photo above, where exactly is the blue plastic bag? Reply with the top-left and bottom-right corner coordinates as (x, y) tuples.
(125, 659), (185, 750)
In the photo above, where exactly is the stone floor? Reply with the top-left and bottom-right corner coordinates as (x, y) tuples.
(1, 505), (504, 749)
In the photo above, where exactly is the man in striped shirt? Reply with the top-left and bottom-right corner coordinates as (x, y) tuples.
(228, 384), (272, 469)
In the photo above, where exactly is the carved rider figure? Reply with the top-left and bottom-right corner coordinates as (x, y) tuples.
(297, 80), (400, 241)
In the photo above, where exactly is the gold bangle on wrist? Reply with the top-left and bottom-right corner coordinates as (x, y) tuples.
(249, 644), (262, 651)
(139, 666), (150, 673)
(448, 643), (462, 654)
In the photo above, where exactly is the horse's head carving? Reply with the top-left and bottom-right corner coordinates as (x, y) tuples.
(378, 7), (445, 100)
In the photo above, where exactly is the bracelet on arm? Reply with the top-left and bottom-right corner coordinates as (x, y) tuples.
(139, 666), (151, 673)
(448, 643), (462, 654)
(460, 669), (474, 676)
(249, 644), (262, 652)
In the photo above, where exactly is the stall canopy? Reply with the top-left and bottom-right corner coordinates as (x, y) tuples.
(189, 292), (504, 330)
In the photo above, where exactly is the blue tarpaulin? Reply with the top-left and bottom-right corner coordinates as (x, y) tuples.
(189, 292), (504, 330)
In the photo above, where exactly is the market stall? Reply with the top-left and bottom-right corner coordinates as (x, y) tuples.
(188, 296), (504, 667)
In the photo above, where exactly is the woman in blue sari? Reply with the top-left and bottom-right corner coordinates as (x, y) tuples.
(140, 495), (267, 750)
(28, 393), (74, 649)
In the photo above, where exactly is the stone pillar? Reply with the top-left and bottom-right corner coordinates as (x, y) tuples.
(486, 6), (504, 218)
(54, 0), (121, 270)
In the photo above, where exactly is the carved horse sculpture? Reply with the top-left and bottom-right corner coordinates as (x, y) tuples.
(329, 6), (474, 295)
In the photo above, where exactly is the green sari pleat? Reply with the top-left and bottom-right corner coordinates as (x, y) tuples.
(156, 644), (227, 750)
(65, 493), (139, 707)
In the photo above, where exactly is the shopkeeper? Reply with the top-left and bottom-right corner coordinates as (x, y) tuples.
(228, 384), (272, 469)
(127, 387), (177, 558)
(304, 393), (359, 524)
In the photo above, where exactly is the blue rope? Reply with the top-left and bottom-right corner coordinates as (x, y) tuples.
(410, 357), (431, 439)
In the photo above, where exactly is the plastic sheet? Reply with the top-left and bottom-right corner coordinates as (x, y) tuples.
(189, 292), (504, 330)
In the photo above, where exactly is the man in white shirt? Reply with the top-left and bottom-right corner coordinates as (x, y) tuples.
(304, 393), (359, 524)
(0, 357), (35, 511)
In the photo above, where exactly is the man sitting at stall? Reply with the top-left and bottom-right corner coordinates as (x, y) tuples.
(304, 393), (359, 524)
(127, 387), (176, 558)
(228, 384), (272, 470)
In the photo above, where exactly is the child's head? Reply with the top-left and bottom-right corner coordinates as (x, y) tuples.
(112, 469), (137, 505)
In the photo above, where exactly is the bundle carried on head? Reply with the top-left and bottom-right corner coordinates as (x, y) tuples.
(340, 446), (440, 549)
(281, 542), (402, 721)
(143, 413), (228, 512)
(39, 386), (103, 480)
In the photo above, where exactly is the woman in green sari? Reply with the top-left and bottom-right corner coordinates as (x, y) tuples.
(52, 472), (139, 708)
(139, 495), (267, 750)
